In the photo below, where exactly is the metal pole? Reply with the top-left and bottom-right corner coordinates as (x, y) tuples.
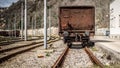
(14, 23), (16, 37)
(14, 14), (16, 38)
(49, 8), (51, 40)
(33, 16), (35, 36)
(32, 17), (34, 36)
(24, 0), (27, 41)
(35, 13), (36, 36)
(8, 19), (10, 37)
(10, 19), (12, 37)
(12, 19), (13, 37)
(44, 0), (47, 49)
(34, 14), (36, 36)
(21, 2), (24, 39)
(34, 1), (37, 36)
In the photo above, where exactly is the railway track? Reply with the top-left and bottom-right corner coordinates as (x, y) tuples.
(0, 37), (59, 63)
(52, 44), (104, 68)
(0, 36), (53, 46)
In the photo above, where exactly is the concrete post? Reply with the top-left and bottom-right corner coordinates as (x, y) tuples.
(44, 0), (47, 49)
(8, 20), (10, 37)
(49, 8), (51, 40)
(21, 2), (24, 39)
(12, 18), (13, 37)
(32, 17), (34, 36)
(14, 14), (16, 38)
(8, 19), (10, 37)
(34, 14), (36, 36)
(24, 0), (27, 41)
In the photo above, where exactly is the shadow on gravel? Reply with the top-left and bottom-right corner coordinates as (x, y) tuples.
(91, 40), (113, 43)
(70, 41), (95, 49)
(70, 44), (83, 49)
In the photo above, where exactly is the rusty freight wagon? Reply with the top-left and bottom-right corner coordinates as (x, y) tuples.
(59, 6), (95, 47)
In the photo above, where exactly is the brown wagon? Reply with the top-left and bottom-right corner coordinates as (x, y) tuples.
(59, 6), (95, 47)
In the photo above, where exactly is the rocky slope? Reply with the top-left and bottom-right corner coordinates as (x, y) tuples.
(1, 0), (114, 30)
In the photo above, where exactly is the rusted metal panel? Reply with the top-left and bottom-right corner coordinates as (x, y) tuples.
(59, 6), (95, 35)
(60, 9), (70, 30)
(70, 8), (92, 30)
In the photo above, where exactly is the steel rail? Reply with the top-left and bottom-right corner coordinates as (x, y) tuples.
(84, 46), (104, 68)
(0, 37), (57, 53)
(52, 46), (69, 68)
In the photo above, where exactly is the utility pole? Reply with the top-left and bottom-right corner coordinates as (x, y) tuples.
(8, 19), (10, 37)
(24, 0), (27, 41)
(49, 8), (51, 40)
(12, 17), (13, 37)
(14, 13), (16, 38)
(32, 17), (34, 36)
(44, 0), (47, 49)
(34, 1), (37, 36)
(21, 1), (24, 39)
(34, 13), (36, 36)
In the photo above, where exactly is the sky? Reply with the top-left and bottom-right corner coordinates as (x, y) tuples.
(0, 0), (18, 7)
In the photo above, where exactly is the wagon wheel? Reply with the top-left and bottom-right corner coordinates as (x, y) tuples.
(67, 42), (72, 48)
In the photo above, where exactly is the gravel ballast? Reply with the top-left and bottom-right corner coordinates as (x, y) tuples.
(62, 45), (93, 68)
(90, 46), (120, 68)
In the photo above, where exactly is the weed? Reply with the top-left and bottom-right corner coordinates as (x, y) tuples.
(46, 52), (50, 57)
(91, 47), (98, 51)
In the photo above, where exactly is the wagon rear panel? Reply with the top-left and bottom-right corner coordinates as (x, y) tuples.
(59, 6), (95, 35)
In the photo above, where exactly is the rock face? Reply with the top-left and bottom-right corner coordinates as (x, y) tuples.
(1, 0), (113, 30)
(48, 0), (111, 29)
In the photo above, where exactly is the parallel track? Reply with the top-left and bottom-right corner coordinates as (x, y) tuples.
(0, 38), (59, 63)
